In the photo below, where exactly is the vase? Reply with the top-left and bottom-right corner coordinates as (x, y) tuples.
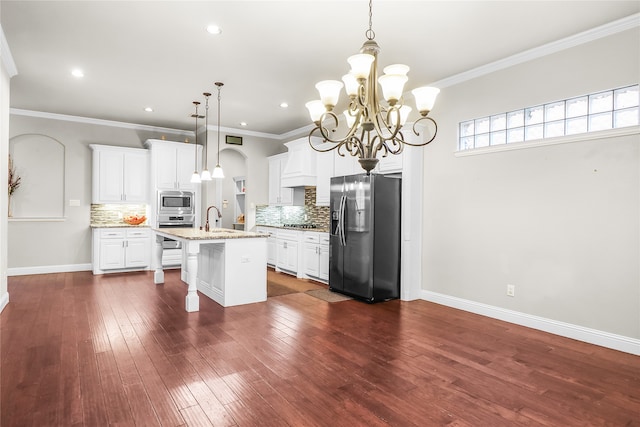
(7, 195), (11, 217)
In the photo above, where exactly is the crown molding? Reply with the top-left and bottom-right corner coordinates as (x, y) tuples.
(431, 13), (640, 89)
(10, 108), (193, 136)
(0, 24), (18, 77)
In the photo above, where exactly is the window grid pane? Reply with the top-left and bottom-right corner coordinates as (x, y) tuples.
(458, 84), (639, 151)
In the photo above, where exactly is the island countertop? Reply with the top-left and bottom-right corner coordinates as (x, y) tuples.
(153, 227), (268, 240)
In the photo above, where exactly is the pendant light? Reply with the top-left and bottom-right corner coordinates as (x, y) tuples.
(212, 82), (225, 179)
(200, 92), (212, 181)
(190, 101), (203, 184)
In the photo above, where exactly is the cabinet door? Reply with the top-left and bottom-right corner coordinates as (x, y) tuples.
(316, 150), (333, 206)
(333, 151), (359, 177)
(303, 243), (320, 277)
(99, 239), (126, 270)
(125, 239), (150, 268)
(123, 151), (148, 202)
(176, 145), (196, 190)
(378, 150), (403, 173)
(268, 158), (281, 204)
(285, 241), (299, 273)
(319, 244), (329, 281)
(267, 237), (276, 266)
(276, 239), (287, 269)
(155, 146), (178, 190)
(98, 151), (124, 202)
(278, 159), (294, 204)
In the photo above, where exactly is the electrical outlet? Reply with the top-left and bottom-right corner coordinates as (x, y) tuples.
(507, 284), (515, 297)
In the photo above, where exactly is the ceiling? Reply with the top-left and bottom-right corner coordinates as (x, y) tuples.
(2, 1), (639, 137)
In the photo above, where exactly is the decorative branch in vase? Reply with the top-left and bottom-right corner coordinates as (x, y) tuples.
(8, 155), (21, 217)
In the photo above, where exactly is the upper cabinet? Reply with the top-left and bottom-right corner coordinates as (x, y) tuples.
(145, 139), (201, 191)
(90, 144), (149, 204)
(315, 149), (333, 206)
(268, 153), (304, 205)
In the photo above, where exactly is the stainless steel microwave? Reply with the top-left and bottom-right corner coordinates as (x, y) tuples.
(157, 190), (194, 215)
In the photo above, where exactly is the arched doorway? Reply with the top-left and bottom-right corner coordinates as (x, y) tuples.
(209, 148), (247, 229)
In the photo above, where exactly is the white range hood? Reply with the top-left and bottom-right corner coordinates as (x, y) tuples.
(281, 137), (320, 188)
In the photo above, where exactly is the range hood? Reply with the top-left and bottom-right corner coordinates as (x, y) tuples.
(281, 137), (320, 188)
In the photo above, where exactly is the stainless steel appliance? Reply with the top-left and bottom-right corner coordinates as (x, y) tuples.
(158, 190), (194, 215)
(330, 174), (401, 302)
(157, 190), (195, 250)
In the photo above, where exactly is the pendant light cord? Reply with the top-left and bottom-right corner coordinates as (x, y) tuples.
(215, 82), (224, 165)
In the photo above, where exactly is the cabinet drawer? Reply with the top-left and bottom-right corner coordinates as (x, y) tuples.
(277, 229), (299, 241)
(127, 228), (150, 238)
(319, 233), (330, 245)
(303, 232), (320, 244)
(100, 229), (126, 239)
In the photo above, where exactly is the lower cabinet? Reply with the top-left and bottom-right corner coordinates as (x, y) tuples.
(276, 229), (300, 274)
(257, 227), (277, 267)
(92, 228), (151, 274)
(303, 232), (329, 282)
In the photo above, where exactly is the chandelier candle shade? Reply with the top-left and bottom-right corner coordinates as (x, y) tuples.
(306, 0), (440, 174)
(200, 92), (212, 181)
(190, 101), (203, 184)
(212, 82), (225, 179)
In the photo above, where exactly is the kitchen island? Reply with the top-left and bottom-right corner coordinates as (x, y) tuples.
(153, 228), (268, 311)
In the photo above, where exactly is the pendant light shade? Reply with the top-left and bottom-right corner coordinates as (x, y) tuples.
(212, 164), (225, 179)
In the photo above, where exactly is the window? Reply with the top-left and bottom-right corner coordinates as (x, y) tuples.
(458, 85), (639, 151)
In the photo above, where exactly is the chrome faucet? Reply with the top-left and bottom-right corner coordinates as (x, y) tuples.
(205, 205), (222, 231)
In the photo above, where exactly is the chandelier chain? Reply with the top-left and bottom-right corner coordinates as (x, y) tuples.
(366, 0), (375, 40)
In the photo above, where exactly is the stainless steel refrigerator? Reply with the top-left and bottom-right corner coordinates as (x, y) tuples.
(329, 173), (401, 302)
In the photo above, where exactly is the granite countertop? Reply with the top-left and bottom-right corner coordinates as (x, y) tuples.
(256, 224), (330, 233)
(91, 223), (150, 228)
(153, 227), (267, 240)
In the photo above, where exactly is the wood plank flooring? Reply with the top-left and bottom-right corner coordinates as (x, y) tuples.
(1, 269), (638, 426)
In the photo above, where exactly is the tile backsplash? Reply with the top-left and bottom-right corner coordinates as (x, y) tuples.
(256, 187), (329, 228)
(90, 204), (148, 226)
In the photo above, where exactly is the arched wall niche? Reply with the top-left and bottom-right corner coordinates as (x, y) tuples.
(9, 134), (65, 218)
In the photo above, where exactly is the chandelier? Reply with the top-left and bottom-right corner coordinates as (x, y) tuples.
(306, 0), (440, 174)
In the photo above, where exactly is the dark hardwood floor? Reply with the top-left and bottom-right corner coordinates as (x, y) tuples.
(1, 269), (638, 426)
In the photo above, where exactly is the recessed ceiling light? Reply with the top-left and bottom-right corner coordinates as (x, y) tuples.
(240, 122), (247, 127)
(144, 107), (153, 112)
(206, 24), (222, 35)
(280, 102), (289, 108)
(71, 69), (84, 78)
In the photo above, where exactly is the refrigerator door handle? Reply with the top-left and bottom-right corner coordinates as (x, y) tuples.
(339, 194), (347, 246)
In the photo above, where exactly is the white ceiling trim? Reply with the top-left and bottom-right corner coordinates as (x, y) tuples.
(0, 24), (17, 78)
(10, 108), (191, 136)
(431, 13), (640, 89)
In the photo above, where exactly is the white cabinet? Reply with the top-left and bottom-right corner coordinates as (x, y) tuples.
(333, 151), (361, 177)
(92, 228), (151, 274)
(276, 229), (300, 274)
(268, 153), (304, 205)
(315, 149), (333, 206)
(90, 145), (149, 204)
(303, 232), (329, 282)
(378, 150), (404, 173)
(146, 140), (200, 191)
(257, 226), (277, 266)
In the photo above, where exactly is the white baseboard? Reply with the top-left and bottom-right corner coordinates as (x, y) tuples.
(8, 263), (92, 276)
(421, 290), (640, 356)
(0, 292), (9, 312)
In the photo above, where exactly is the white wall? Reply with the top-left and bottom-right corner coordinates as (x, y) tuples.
(201, 128), (284, 232)
(1, 19), (17, 311)
(7, 114), (191, 271)
(421, 28), (639, 340)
